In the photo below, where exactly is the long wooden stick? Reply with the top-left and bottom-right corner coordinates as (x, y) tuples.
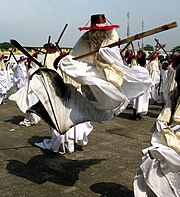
(155, 38), (169, 56)
(10, 50), (18, 63)
(7, 47), (17, 62)
(131, 42), (138, 63)
(73, 40), (121, 60)
(10, 39), (43, 67)
(146, 44), (166, 60)
(7, 51), (12, 61)
(10, 22), (177, 66)
(55, 24), (68, 53)
(73, 21), (177, 60)
(121, 21), (177, 44)
(120, 41), (132, 55)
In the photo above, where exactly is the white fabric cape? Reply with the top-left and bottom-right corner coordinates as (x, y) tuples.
(9, 46), (152, 134)
(134, 92), (180, 197)
(0, 70), (8, 94)
(59, 47), (152, 112)
(129, 62), (150, 114)
(10, 68), (114, 134)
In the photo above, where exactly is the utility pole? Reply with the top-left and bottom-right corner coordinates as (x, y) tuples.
(127, 12), (130, 38)
(142, 20), (144, 50)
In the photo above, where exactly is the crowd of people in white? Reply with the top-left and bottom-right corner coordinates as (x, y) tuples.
(0, 23), (177, 155)
(0, 13), (179, 196)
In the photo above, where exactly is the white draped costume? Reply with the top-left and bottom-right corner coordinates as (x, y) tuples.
(40, 29), (151, 153)
(0, 69), (8, 104)
(163, 64), (177, 102)
(159, 64), (168, 105)
(134, 87), (180, 197)
(0, 60), (11, 105)
(129, 58), (151, 115)
(9, 29), (151, 136)
(146, 58), (160, 103)
(12, 60), (27, 90)
(35, 50), (94, 153)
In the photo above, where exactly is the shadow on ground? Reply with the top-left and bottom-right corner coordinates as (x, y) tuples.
(116, 112), (133, 120)
(90, 182), (134, 197)
(146, 111), (159, 118)
(4, 115), (24, 125)
(27, 135), (50, 145)
(6, 154), (105, 186)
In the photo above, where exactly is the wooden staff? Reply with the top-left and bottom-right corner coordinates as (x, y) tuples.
(73, 40), (123, 60)
(9, 49), (18, 63)
(120, 42), (132, 63)
(155, 38), (169, 56)
(73, 21), (177, 60)
(120, 41), (132, 55)
(10, 21), (177, 67)
(55, 24), (68, 53)
(10, 39), (43, 67)
(146, 44), (166, 60)
(7, 50), (12, 62)
(137, 41), (140, 51)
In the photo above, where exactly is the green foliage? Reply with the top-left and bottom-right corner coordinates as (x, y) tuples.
(144, 44), (154, 51)
(171, 46), (180, 53)
(0, 42), (13, 47)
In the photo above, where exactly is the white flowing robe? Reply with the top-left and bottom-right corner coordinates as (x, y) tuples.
(0, 60), (12, 104)
(134, 88), (180, 197)
(129, 58), (151, 115)
(159, 67), (168, 104)
(9, 29), (151, 135)
(6, 63), (14, 91)
(35, 121), (93, 153)
(0, 70), (8, 104)
(59, 47), (152, 112)
(13, 61), (27, 90)
(146, 58), (160, 102)
(163, 64), (177, 102)
(131, 87), (150, 115)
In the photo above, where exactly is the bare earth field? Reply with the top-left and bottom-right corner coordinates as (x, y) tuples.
(0, 97), (161, 197)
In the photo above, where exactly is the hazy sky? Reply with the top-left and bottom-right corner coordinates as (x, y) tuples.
(0, 0), (179, 51)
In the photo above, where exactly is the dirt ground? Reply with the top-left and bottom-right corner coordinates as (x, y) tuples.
(0, 95), (161, 197)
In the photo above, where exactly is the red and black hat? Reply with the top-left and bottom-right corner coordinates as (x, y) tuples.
(17, 56), (27, 63)
(27, 52), (38, 66)
(78, 14), (120, 31)
(0, 54), (8, 60)
(43, 43), (57, 54)
(32, 52), (38, 59)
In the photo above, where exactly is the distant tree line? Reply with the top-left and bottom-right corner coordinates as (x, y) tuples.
(143, 44), (180, 53)
(0, 42), (180, 53)
(0, 42), (72, 54)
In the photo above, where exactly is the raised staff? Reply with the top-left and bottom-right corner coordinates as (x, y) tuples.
(155, 38), (169, 56)
(74, 21), (177, 60)
(146, 44), (166, 60)
(55, 23), (68, 53)
(10, 21), (177, 68)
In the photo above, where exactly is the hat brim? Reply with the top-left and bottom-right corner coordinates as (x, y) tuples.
(17, 57), (27, 62)
(43, 43), (57, 53)
(78, 25), (120, 31)
(0, 55), (8, 60)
